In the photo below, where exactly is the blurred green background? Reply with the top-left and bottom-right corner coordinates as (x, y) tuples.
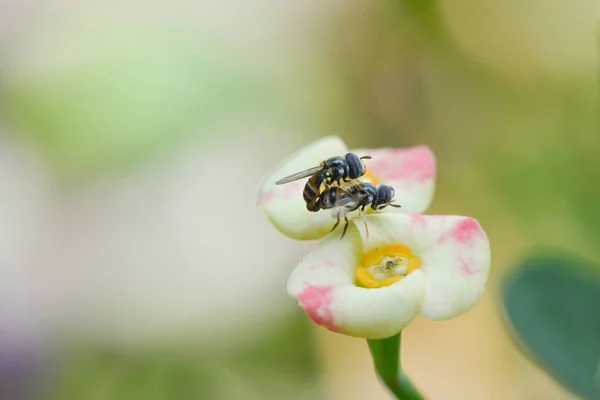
(0, 0), (599, 399)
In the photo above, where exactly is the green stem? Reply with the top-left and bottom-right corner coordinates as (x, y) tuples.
(367, 332), (426, 400)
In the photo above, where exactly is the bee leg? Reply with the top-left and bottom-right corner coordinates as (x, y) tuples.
(378, 202), (399, 210)
(340, 216), (349, 239)
(330, 216), (340, 232)
(358, 208), (369, 238)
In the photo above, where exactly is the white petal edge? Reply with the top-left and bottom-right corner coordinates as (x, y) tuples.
(355, 213), (491, 321)
(349, 146), (436, 214)
(287, 224), (425, 339)
(257, 136), (348, 240)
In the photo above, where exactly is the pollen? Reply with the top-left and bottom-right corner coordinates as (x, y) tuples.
(355, 244), (422, 288)
(362, 169), (380, 186)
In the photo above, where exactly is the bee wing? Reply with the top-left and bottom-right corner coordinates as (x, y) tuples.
(342, 195), (366, 211)
(330, 195), (364, 219)
(275, 165), (324, 185)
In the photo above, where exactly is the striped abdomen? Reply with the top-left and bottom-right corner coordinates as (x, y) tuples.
(304, 174), (325, 211)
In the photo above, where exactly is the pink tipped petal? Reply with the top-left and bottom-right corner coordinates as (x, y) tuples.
(257, 136), (348, 240)
(355, 214), (490, 321)
(350, 146), (436, 214)
(287, 225), (425, 338)
(287, 224), (363, 303)
(297, 285), (339, 332)
(418, 217), (490, 320)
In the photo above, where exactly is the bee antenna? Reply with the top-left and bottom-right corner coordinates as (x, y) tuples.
(390, 204), (402, 208)
(360, 156), (372, 160)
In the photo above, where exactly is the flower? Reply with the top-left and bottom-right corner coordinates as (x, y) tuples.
(257, 136), (436, 240)
(287, 214), (491, 339)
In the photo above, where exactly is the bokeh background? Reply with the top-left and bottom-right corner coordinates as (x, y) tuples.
(0, 0), (598, 399)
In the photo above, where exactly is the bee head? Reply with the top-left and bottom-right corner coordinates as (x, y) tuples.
(373, 184), (395, 206)
(346, 153), (369, 180)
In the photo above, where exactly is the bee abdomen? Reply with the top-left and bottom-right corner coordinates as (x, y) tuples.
(306, 201), (321, 212)
(303, 176), (321, 204)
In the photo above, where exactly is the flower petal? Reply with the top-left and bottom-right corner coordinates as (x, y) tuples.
(257, 136), (348, 240)
(287, 224), (425, 339)
(350, 146), (435, 214)
(356, 214), (491, 321)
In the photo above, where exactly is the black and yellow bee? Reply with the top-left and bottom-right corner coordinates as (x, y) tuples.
(275, 153), (371, 211)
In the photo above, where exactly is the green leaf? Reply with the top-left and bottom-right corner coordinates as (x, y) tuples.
(501, 251), (600, 400)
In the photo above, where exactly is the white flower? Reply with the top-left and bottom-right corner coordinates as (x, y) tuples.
(257, 136), (436, 240)
(257, 136), (489, 339)
(287, 214), (491, 339)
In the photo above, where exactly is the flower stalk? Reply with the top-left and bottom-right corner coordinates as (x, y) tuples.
(367, 332), (425, 400)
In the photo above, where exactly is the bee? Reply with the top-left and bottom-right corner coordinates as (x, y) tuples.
(307, 186), (351, 212)
(312, 182), (402, 239)
(275, 153), (372, 211)
(342, 182), (402, 213)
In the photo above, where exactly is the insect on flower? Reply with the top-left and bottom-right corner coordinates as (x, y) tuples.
(311, 182), (402, 239)
(275, 153), (371, 211)
(257, 136), (436, 241)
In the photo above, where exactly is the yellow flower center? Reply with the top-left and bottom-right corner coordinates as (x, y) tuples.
(355, 244), (422, 288)
(362, 169), (380, 186)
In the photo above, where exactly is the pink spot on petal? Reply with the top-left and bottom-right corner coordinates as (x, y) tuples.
(369, 147), (435, 187)
(258, 189), (275, 205)
(459, 257), (477, 277)
(398, 147), (435, 183)
(308, 260), (336, 271)
(411, 215), (427, 228)
(453, 219), (483, 244)
(282, 180), (303, 199)
(438, 218), (483, 246)
(297, 285), (339, 332)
